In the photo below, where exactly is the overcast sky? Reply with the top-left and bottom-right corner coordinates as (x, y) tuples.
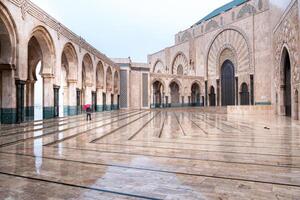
(30, 0), (230, 62)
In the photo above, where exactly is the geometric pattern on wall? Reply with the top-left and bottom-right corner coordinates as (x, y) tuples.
(172, 53), (194, 75)
(120, 70), (128, 108)
(153, 60), (165, 73)
(142, 73), (148, 107)
(207, 28), (251, 79)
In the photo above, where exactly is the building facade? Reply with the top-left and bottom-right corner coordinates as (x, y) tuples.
(145, 0), (300, 120)
(1, 0), (300, 123)
(0, 0), (120, 124)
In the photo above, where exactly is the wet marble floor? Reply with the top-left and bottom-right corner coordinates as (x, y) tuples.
(1, 109), (300, 199)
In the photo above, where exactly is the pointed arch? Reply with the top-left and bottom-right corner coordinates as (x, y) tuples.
(152, 80), (165, 108)
(106, 66), (113, 92)
(171, 52), (189, 75)
(62, 42), (78, 80)
(0, 2), (18, 69)
(82, 53), (93, 85)
(280, 47), (292, 117)
(169, 81), (180, 105)
(113, 71), (119, 94)
(96, 61), (105, 89)
(28, 26), (56, 76)
(151, 78), (166, 93)
(153, 60), (164, 73)
(169, 78), (182, 94)
(206, 27), (251, 79)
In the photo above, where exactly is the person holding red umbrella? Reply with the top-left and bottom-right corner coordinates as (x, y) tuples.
(84, 104), (92, 121)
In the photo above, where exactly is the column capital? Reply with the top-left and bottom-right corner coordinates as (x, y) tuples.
(68, 79), (77, 84)
(53, 84), (60, 89)
(15, 79), (26, 85)
(42, 73), (54, 79)
(0, 64), (15, 71)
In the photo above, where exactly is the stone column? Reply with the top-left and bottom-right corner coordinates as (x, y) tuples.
(84, 83), (92, 105)
(16, 80), (26, 123)
(1, 70), (17, 123)
(42, 74), (54, 119)
(53, 85), (60, 118)
(96, 88), (104, 112)
(25, 80), (35, 121)
(279, 85), (285, 116)
(68, 80), (77, 116)
(114, 94), (119, 110)
(106, 92), (112, 111)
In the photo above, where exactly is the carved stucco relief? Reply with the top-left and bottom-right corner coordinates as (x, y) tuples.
(206, 28), (252, 80)
(273, 2), (300, 90)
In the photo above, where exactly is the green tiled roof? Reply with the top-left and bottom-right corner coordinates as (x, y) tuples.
(194, 0), (248, 26)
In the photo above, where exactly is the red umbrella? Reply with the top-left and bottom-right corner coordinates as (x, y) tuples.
(83, 104), (91, 111)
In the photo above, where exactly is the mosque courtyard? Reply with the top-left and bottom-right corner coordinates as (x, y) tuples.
(0, 109), (300, 199)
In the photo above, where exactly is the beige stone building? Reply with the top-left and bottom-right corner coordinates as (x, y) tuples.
(1, 0), (300, 123)
(119, 0), (300, 121)
(0, 0), (120, 124)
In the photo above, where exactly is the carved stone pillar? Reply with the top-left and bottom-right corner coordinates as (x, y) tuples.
(16, 80), (26, 123)
(106, 91), (112, 111)
(84, 83), (92, 105)
(68, 79), (77, 116)
(96, 87), (104, 112)
(1, 70), (17, 123)
(25, 80), (35, 121)
(43, 74), (54, 119)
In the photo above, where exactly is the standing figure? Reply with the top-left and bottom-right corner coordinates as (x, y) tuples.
(86, 106), (92, 121)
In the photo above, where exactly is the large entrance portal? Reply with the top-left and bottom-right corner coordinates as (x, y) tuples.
(191, 83), (201, 106)
(283, 49), (292, 117)
(221, 60), (235, 106)
(153, 81), (164, 108)
(170, 82), (180, 106)
(240, 83), (250, 105)
(209, 86), (216, 106)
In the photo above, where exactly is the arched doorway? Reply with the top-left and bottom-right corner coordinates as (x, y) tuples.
(170, 81), (180, 106)
(113, 71), (119, 110)
(0, 4), (18, 123)
(221, 60), (235, 106)
(106, 67), (113, 110)
(191, 83), (200, 106)
(27, 27), (56, 120)
(153, 81), (164, 108)
(240, 83), (250, 105)
(61, 43), (78, 116)
(209, 86), (216, 106)
(82, 54), (93, 108)
(282, 48), (292, 117)
(96, 61), (105, 111)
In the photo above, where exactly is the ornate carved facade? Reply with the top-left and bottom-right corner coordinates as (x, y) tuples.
(147, 0), (300, 120)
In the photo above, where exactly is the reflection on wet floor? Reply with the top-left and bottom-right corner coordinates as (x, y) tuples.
(1, 109), (300, 199)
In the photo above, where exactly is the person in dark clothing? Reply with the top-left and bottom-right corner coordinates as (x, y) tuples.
(86, 106), (92, 121)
